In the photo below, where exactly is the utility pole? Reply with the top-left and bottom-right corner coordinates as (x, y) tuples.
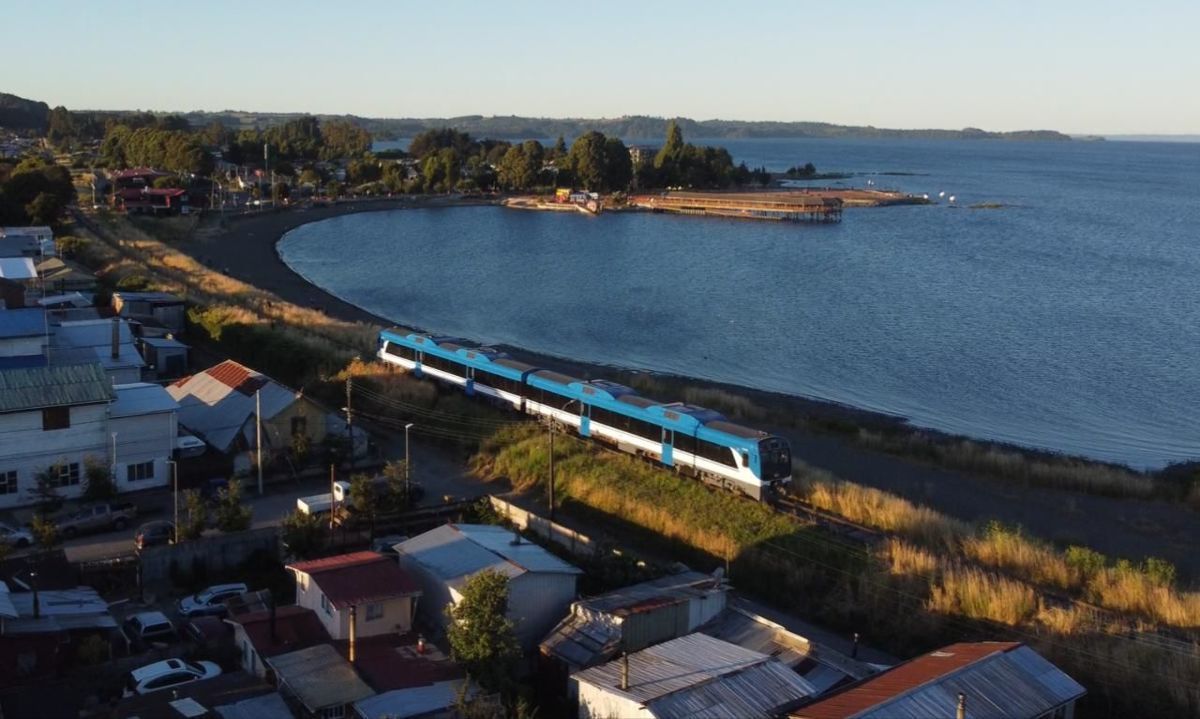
(171, 460), (178, 537)
(404, 423), (414, 504)
(345, 375), (353, 468)
(256, 389), (264, 496)
(548, 421), (555, 522)
(329, 464), (337, 536)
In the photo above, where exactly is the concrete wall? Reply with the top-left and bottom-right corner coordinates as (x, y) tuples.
(140, 526), (280, 586)
(0, 402), (109, 509)
(488, 496), (598, 559)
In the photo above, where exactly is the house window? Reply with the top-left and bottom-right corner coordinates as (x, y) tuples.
(320, 593), (332, 616)
(0, 471), (16, 495)
(127, 461), (155, 482)
(365, 603), (384, 621)
(42, 407), (70, 431)
(291, 416), (307, 436)
(53, 463), (81, 487)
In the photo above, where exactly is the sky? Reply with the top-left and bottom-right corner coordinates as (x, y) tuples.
(6, 0), (1198, 135)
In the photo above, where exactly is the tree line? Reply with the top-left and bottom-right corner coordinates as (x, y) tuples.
(0, 156), (76, 225)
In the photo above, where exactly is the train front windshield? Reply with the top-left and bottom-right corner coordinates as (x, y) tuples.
(759, 438), (792, 481)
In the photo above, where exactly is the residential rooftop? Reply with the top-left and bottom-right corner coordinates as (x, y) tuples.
(791, 642), (1086, 719)
(226, 605), (330, 659)
(287, 551), (421, 609)
(395, 523), (582, 587)
(0, 362), (113, 413)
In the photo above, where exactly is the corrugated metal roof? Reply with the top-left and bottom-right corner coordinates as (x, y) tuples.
(397, 524), (580, 586)
(286, 551), (421, 608)
(792, 643), (1086, 719)
(140, 336), (188, 350)
(0, 257), (37, 279)
(112, 291), (183, 303)
(541, 572), (727, 669)
(51, 318), (145, 372)
(0, 362), (113, 413)
(9, 586), (110, 616)
(0, 307), (46, 338)
(700, 606), (876, 693)
(453, 524), (583, 575)
(354, 680), (471, 719)
(268, 644), (374, 711)
(167, 360), (298, 452)
(575, 633), (816, 719)
(3, 614), (119, 633)
(215, 691), (292, 719)
(110, 382), (179, 417)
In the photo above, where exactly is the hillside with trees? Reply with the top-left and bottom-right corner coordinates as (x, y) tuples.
(0, 92), (50, 133)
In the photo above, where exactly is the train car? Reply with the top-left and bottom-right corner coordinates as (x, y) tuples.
(376, 328), (792, 500)
(378, 330), (535, 411)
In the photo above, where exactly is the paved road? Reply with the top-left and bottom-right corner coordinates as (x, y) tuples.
(24, 434), (489, 564)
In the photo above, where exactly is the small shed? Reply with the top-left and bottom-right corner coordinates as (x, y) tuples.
(139, 336), (189, 379)
(268, 643), (375, 719)
(541, 571), (728, 671)
(112, 291), (186, 334)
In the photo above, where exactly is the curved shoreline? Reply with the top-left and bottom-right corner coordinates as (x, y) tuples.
(182, 200), (1200, 579)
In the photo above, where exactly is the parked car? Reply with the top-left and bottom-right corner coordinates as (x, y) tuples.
(57, 502), (138, 538)
(123, 611), (177, 650)
(0, 521), (32, 549)
(134, 521), (174, 550)
(178, 583), (248, 618)
(124, 658), (221, 696)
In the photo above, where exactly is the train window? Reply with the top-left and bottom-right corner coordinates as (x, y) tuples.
(675, 433), (697, 456)
(384, 342), (416, 361)
(696, 439), (737, 467)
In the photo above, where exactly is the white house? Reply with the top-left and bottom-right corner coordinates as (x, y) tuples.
(287, 551), (422, 641)
(109, 382), (179, 494)
(0, 363), (178, 509)
(572, 633), (817, 719)
(395, 524), (583, 649)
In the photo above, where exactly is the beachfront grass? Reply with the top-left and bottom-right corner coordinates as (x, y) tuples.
(472, 424), (1200, 717)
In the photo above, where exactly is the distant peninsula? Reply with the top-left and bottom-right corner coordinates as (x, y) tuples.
(187, 112), (1073, 143)
(1, 91), (1070, 142)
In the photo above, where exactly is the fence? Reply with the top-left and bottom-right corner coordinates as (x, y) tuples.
(488, 496), (598, 559)
(138, 526), (280, 586)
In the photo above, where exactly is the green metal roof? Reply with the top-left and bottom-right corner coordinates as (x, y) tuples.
(0, 362), (114, 413)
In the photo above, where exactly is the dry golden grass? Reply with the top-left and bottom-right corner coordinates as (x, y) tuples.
(84, 214), (379, 356)
(963, 524), (1080, 592)
(794, 461), (971, 549)
(1086, 568), (1200, 629)
(928, 564), (1039, 626)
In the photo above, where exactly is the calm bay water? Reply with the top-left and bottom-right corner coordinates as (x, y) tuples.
(281, 138), (1200, 468)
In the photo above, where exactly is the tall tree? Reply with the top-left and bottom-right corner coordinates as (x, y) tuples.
(347, 473), (378, 539)
(446, 569), (521, 693)
(214, 478), (252, 532)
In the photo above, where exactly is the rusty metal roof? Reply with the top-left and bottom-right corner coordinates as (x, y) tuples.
(574, 633), (816, 718)
(791, 642), (1086, 719)
(287, 552), (421, 609)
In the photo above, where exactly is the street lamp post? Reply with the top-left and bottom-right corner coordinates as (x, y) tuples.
(404, 423), (414, 504)
(168, 460), (178, 541)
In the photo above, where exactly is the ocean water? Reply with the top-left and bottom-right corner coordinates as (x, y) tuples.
(280, 138), (1200, 469)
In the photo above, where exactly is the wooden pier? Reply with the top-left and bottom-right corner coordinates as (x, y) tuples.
(630, 191), (844, 223)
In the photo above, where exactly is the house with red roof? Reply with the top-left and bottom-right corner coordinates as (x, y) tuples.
(226, 604), (331, 679)
(167, 360), (363, 474)
(790, 641), (1086, 719)
(287, 551), (422, 641)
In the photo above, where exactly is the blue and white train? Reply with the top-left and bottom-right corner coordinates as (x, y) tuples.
(377, 329), (793, 501)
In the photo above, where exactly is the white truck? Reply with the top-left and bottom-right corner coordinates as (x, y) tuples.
(296, 481), (351, 516)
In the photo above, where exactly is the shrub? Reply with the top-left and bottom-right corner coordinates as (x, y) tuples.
(1064, 545), (1107, 578)
(115, 273), (151, 291)
(82, 457), (117, 502)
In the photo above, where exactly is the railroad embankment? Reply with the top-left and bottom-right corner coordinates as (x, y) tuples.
(471, 423), (1200, 719)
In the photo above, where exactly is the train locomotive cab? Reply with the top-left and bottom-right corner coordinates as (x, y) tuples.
(758, 436), (793, 493)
